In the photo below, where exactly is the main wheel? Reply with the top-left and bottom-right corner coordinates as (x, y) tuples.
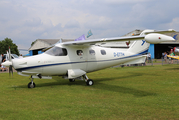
(86, 79), (94, 86)
(28, 82), (36, 88)
(69, 79), (75, 82)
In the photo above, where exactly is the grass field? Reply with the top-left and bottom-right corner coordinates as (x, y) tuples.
(1, 64), (179, 120)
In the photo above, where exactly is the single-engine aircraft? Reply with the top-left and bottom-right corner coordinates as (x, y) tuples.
(2, 29), (176, 88)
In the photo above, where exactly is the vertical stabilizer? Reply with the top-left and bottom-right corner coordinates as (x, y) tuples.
(127, 30), (155, 54)
(127, 40), (149, 54)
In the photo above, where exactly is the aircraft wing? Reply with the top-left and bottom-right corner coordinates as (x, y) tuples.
(62, 35), (145, 46)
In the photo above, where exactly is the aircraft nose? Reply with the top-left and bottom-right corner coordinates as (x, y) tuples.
(1, 61), (12, 67)
(12, 58), (27, 69)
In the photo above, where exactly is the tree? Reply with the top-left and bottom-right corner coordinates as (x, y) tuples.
(31, 40), (37, 46)
(0, 38), (20, 56)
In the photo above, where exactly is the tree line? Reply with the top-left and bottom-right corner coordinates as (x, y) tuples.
(0, 38), (19, 56)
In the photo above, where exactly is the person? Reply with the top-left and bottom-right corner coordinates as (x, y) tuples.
(77, 50), (83, 56)
(170, 49), (175, 64)
(162, 52), (165, 59)
(147, 52), (151, 63)
(19, 54), (23, 59)
(164, 52), (167, 63)
(1, 54), (6, 71)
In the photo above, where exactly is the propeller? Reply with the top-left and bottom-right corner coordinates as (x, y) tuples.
(8, 47), (13, 77)
(2, 47), (13, 77)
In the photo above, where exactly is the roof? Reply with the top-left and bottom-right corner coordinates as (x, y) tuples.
(29, 38), (74, 51)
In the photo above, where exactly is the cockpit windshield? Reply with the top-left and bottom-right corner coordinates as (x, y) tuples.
(45, 47), (67, 56)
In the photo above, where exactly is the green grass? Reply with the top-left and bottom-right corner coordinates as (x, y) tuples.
(1, 64), (179, 120)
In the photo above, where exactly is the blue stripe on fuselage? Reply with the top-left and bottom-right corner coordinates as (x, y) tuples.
(16, 49), (148, 71)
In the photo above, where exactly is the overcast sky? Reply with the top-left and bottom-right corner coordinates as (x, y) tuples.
(0, 0), (179, 51)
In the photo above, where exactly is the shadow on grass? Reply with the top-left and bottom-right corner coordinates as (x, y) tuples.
(165, 67), (179, 70)
(16, 73), (156, 97)
(93, 78), (156, 97)
(95, 82), (157, 97)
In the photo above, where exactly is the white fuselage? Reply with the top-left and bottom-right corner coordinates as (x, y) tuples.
(12, 44), (147, 76)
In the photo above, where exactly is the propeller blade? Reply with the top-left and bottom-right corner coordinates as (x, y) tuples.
(8, 47), (13, 77)
(6, 50), (9, 60)
(9, 47), (12, 62)
(9, 65), (13, 77)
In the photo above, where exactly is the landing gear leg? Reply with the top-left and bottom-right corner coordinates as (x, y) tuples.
(28, 76), (36, 88)
(69, 79), (75, 82)
(84, 74), (94, 86)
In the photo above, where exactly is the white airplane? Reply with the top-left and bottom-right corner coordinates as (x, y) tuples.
(2, 29), (176, 88)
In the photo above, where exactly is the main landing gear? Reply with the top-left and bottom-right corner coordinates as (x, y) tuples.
(84, 74), (94, 86)
(69, 74), (94, 86)
(28, 76), (36, 88)
(27, 74), (93, 88)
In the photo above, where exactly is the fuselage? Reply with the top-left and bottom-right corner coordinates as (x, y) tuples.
(13, 44), (147, 76)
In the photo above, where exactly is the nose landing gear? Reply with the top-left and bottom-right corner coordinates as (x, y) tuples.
(28, 76), (36, 88)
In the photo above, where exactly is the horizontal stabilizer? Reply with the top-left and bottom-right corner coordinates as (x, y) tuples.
(143, 29), (175, 35)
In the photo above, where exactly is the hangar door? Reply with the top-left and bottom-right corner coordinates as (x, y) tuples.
(154, 44), (179, 59)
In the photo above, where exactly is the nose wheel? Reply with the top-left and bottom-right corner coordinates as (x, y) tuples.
(28, 82), (36, 88)
(28, 76), (36, 88)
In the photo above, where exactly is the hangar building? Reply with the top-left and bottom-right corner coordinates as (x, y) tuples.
(28, 38), (74, 56)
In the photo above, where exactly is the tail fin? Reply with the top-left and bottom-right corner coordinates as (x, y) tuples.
(127, 39), (149, 54)
(127, 30), (157, 54)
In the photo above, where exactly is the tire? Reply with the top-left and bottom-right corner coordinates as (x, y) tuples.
(86, 79), (94, 86)
(69, 79), (75, 82)
(28, 82), (36, 88)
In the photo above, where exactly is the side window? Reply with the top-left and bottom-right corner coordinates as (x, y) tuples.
(101, 50), (106, 55)
(62, 48), (68, 56)
(77, 50), (83, 56)
(45, 47), (68, 56)
(89, 49), (95, 55)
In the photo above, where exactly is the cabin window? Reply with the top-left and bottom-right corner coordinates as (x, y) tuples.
(89, 49), (95, 55)
(45, 47), (67, 56)
(77, 50), (83, 56)
(101, 50), (106, 55)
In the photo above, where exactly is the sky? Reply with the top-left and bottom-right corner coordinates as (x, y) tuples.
(0, 0), (179, 53)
